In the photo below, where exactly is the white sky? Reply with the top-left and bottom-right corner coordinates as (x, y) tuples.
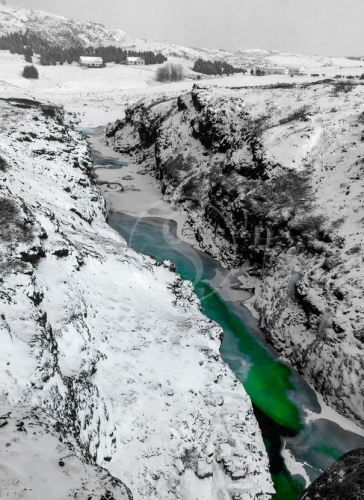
(10, 0), (364, 56)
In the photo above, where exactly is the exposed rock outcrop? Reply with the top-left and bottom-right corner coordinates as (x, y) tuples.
(300, 448), (364, 500)
(106, 83), (364, 429)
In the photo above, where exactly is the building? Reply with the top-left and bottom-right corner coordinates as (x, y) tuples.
(260, 67), (288, 75)
(298, 66), (308, 75)
(79, 56), (104, 68)
(126, 56), (145, 66)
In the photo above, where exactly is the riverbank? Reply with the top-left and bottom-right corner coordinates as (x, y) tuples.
(85, 121), (364, 499)
(88, 124), (364, 435)
(89, 131), (259, 306)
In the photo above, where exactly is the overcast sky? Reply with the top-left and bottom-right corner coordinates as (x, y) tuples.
(11, 0), (364, 56)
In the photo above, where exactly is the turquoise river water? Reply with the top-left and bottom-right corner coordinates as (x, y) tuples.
(86, 127), (364, 500)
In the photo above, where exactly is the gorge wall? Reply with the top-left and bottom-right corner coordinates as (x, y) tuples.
(106, 82), (364, 429)
(0, 98), (274, 499)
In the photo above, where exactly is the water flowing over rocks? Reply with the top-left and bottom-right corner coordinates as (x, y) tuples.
(0, 99), (274, 498)
(106, 82), (364, 429)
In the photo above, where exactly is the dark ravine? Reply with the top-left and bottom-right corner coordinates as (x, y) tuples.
(105, 83), (364, 429)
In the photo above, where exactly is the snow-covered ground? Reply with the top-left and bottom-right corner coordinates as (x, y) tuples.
(105, 82), (364, 430)
(1, 4), (364, 496)
(0, 98), (274, 498)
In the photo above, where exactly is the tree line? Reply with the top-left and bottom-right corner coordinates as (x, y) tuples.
(0, 30), (168, 66)
(192, 58), (247, 76)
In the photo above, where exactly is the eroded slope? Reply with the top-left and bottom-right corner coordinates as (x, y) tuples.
(0, 99), (273, 499)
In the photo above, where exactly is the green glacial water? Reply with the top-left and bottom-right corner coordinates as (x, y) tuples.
(85, 127), (364, 499)
(108, 213), (364, 500)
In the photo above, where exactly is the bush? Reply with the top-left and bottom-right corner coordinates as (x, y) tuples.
(279, 105), (311, 125)
(0, 197), (33, 244)
(245, 172), (313, 224)
(156, 63), (185, 82)
(22, 65), (39, 79)
(0, 156), (9, 172)
(331, 80), (355, 95)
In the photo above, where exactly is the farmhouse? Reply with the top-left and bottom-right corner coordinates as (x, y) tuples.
(261, 67), (289, 75)
(298, 66), (308, 75)
(126, 56), (145, 66)
(79, 56), (104, 68)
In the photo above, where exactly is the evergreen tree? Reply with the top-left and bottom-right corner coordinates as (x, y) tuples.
(22, 65), (39, 79)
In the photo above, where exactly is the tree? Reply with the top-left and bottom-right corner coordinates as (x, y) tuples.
(156, 63), (184, 82)
(192, 58), (244, 76)
(22, 65), (39, 79)
(24, 46), (33, 63)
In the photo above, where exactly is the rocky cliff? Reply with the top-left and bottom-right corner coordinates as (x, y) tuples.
(299, 448), (364, 500)
(106, 82), (364, 429)
(0, 98), (274, 499)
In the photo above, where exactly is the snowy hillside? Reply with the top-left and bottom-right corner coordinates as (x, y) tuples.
(1, 4), (364, 69)
(106, 81), (364, 429)
(0, 97), (274, 499)
(0, 4), (233, 61)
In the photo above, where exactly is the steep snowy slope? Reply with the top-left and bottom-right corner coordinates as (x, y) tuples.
(0, 98), (274, 499)
(106, 81), (364, 429)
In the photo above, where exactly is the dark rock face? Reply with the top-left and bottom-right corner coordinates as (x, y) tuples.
(300, 448), (364, 500)
(105, 84), (364, 428)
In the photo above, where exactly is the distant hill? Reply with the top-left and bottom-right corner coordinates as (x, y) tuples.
(0, 5), (363, 69)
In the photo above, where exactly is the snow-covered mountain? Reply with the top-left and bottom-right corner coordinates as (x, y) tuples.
(0, 97), (274, 498)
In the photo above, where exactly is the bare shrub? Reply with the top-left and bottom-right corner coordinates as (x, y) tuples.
(248, 114), (271, 135)
(331, 80), (356, 95)
(180, 175), (201, 199)
(290, 213), (328, 240)
(279, 105), (311, 125)
(245, 171), (313, 224)
(0, 156), (9, 172)
(0, 197), (34, 244)
(156, 63), (185, 83)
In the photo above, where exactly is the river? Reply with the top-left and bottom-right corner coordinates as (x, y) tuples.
(85, 125), (364, 500)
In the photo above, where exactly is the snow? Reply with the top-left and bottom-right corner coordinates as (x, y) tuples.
(105, 82), (364, 430)
(1, 4), (364, 496)
(0, 404), (132, 500)
(281, 444), (311, 487)
(0, 99), (274, 498)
